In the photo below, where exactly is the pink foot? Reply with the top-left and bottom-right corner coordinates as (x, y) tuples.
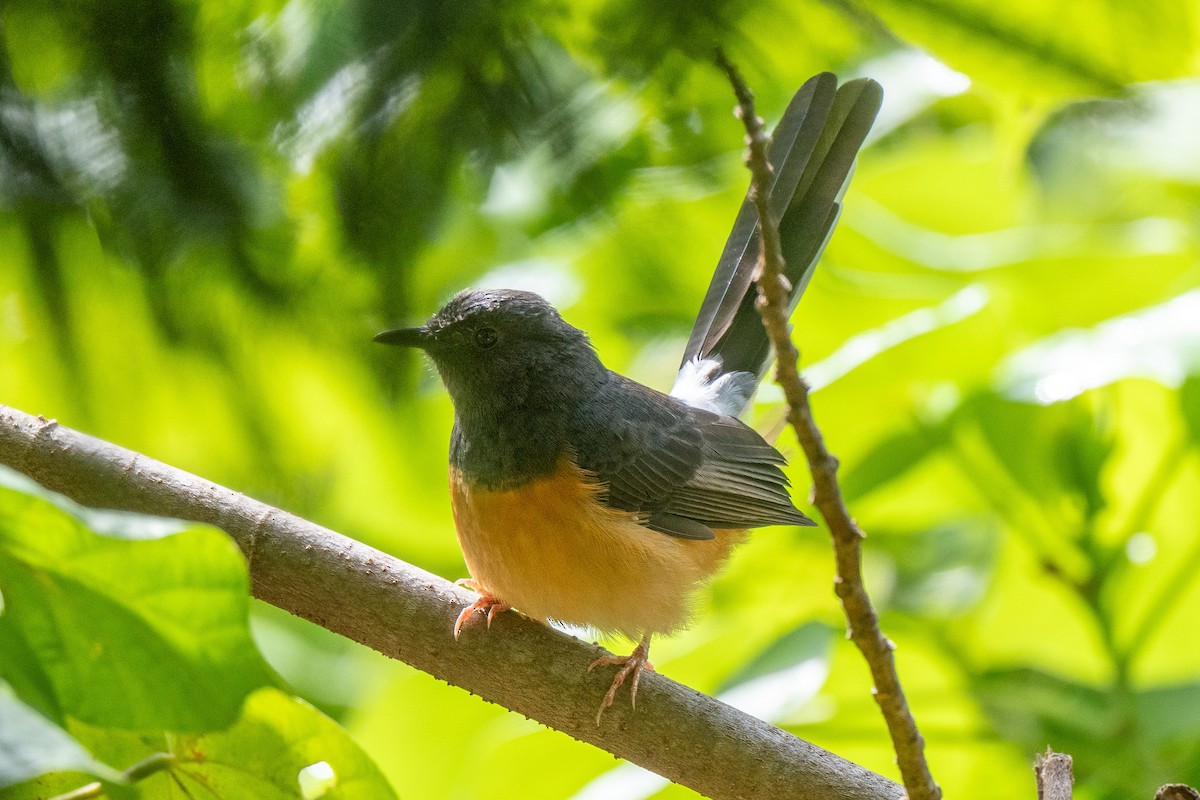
(587, 635), (654, 724)
(453, 579), (511, 639)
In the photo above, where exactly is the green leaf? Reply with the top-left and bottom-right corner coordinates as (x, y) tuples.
(59, 687), (400, 800)
(0, 615), (61, 725)
(0, 484), (272, 732)
(1052, 408), (1115, 522)
(1181, 376), (1200, 446)
(862, 0), (1199, 97)
(974, 669), (1200, 791)
(715, 622), (833, 721)
(872, 518), (999, 617)
(1135, 682), (1200, 746)
(172, 688), (398, 800)
(840, 422), (950, 503)
(0, 681), (122, 790)
(6, 688), (399, 800)
(958, 391), (1113, 517)
(999, 289), (1200, 404)
(973, 667), (1118, 750)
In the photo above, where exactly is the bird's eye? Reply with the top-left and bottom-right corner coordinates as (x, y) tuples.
(474, 326), (498, 349)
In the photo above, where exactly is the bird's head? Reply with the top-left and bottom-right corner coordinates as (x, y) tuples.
(374, 289), (607, 416)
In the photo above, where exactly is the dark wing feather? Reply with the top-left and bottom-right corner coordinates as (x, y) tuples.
(662, 412), (814, 529)
(570, 375), (709, 537)
(570, 374), (813, 539)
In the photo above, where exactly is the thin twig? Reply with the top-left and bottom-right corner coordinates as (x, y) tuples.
(715, 51), (942, 800)
(1035, 748), (1074, 800)
(0, 405), (903, 800)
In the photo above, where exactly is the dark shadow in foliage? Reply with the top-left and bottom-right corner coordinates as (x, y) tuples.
(0, 46), (89, 418)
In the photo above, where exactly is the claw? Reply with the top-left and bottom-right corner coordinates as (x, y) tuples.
(452, 582), (510, 640)
(588, 634), (654, 725)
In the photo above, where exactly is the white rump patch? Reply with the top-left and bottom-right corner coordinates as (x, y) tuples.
(670, 356), (756, 417)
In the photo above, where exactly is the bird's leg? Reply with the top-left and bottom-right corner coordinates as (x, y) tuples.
(453, 578), (511, 639)
(587, 633), (654, 724)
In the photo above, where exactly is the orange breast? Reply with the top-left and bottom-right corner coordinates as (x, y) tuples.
(449, 459), (746, 639)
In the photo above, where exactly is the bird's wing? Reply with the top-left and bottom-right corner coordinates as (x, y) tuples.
(663, 412), (814, 531)
(571, 375), (813, 539)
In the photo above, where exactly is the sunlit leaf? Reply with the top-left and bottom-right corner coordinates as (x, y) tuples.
(17, 688), (400, 800)
(0, 483), (271, 731)
(804, 284), (989, 391)
(716, 622), (833, 721)
(840, 422), (951, 503)
(861, 0), (1198, 97)
(162, 688), (399, 800)
(872, 519), (998, 617)
(1181, 376), (1200, 446)
(956, 391), (1113, 518)
(0, 682), (122, 790)
(999, 290), (1200, 404)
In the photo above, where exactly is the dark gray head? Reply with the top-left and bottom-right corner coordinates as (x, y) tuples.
(374, 289), (608, 419)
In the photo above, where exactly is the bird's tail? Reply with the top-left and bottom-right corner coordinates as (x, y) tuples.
(671, 73), (883, 418)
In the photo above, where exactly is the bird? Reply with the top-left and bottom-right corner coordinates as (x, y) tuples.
(374, 73), (883, 723)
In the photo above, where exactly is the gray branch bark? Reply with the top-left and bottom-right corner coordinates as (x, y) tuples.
(1035, 749), (1074, 800)
(0, 404), (903, 800)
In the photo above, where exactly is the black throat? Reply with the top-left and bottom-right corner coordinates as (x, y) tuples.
(447, 360), (611, 489)
(449, 404), (570, 489)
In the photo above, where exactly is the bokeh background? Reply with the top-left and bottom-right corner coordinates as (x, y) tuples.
(3, 0), (1200, 797)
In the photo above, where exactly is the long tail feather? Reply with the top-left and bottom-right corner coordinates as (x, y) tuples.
(676, 74), (883, 415)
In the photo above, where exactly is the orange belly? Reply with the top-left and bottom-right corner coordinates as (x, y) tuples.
(449, 459), (746, 639)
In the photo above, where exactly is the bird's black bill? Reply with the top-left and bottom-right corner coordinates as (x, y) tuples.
(372, 327), (430, 348)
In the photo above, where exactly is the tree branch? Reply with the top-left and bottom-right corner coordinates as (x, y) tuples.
(0, 404), (903, 800)
(715, 52), (942, 800)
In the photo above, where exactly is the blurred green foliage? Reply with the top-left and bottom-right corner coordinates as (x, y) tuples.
(1, 0), (1199, 797)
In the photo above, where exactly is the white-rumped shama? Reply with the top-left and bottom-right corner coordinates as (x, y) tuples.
(375, 73), (883, 722)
